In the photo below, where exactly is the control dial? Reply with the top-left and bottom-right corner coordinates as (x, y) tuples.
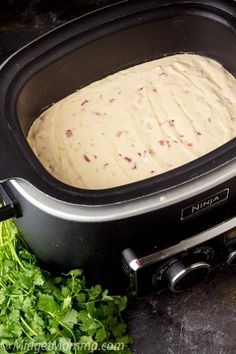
(225, 243), (236, 265)
(156, 247), (213, 293)
(162, 259), (210, 292)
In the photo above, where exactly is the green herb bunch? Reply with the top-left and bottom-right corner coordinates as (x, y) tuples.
(0, 219), (133, 354)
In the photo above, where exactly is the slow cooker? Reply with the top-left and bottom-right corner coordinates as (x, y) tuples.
(0, 0), (236, 296)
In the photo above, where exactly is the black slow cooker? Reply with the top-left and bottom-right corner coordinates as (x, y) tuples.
(1, 0), (236, 296)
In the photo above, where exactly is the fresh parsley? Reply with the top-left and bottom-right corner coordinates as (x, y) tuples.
(0, 219), (133, 353)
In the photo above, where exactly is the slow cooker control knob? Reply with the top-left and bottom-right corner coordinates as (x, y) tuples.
(225, 244), (236, 265)
(162, 259), (211, 293)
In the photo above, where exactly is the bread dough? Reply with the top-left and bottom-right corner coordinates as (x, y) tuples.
(27, 54), (236, 190)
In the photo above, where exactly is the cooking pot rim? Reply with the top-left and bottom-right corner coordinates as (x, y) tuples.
(8, 152), (236, 221)
(1, 0), (236, 207)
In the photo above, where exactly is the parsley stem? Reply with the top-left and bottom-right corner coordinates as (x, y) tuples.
(20, 325), (32, 340)
(49, 332), (59, 342)
(71, 275), (75, 294)
(0, 222), (3, 245)
(0, 279), (6, 288)
(58, 320), (78, 354)
(6, 273), (15, 284)
(59, 320), (77, 343)
(20, 316), (38, 337)
(8, 241), (26, 271)
(47, 311), (77, 353)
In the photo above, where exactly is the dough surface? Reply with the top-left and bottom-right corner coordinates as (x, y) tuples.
(27, 54), (236, 189)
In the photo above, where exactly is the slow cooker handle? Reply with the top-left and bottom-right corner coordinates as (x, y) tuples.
(0, 183), (22, 221)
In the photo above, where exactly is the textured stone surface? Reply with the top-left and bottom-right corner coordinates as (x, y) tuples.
(1, 2), (236, 353)
(128, 268), (236, 354)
